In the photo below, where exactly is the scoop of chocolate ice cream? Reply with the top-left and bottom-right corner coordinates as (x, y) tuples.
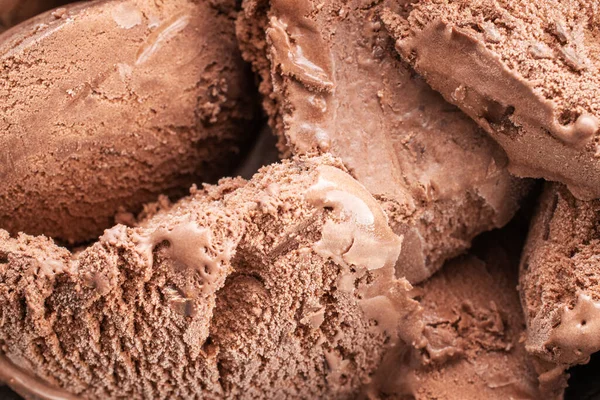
(365, 225), (567, 400)
(0, 0), (257, 244)
(0, 155), (423, 399)
(382, 0), (600, 200)
(520, 183), (600, 367)
(236, 0), (530, 284)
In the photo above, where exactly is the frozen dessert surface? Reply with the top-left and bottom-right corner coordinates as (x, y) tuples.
(0, 155), (423, 399)
(382, 0), (600, 200)
(0, 0), (256, 244)
(0, 0), (596, 398)
(237, 0), (529, 284)
(366, 226), (564, 400)
(520, 183), (600, 366)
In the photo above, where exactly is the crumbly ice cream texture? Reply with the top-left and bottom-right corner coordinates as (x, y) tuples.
(520, 183), (600, 368)
(0, 155), (426, 399)
(381, 0), (600, 200)
(0, 0), (257, 244)
(366, 233), (560, 400)
(0, 0), (68, 32)
(236, 0), (530, 284)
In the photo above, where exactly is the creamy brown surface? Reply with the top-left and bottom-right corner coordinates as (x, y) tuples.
(0, 0), (256, 244)
(237, 0), (530, 284)
(0, 0), (591, 398)
(0, 155), (426, 399)
(520, 183), (600, 367)
(367, 234), (555, 400)
(382, 0), (600, 200)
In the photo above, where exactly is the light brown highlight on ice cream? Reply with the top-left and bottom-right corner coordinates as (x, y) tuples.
(306, 165), (402, 272)
(549, 293), (600, 364)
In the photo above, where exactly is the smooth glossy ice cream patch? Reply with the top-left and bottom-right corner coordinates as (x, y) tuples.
(306, 165), (402, 271)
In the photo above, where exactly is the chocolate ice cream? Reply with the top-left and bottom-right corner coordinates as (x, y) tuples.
(365, 222), (566, 400)
(382, 0), (600, 199)
(1, 0), (598, 398)
(0, 0), (256, 244)
(520, 183), (600, 368)
(0, 155), (424, 399)
(237, 0), (530, 283)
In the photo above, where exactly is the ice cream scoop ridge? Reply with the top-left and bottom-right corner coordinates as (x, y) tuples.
(0, 155), (425, 399)
(381, 0), (600, 199)
(393, 20), (599, 148)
